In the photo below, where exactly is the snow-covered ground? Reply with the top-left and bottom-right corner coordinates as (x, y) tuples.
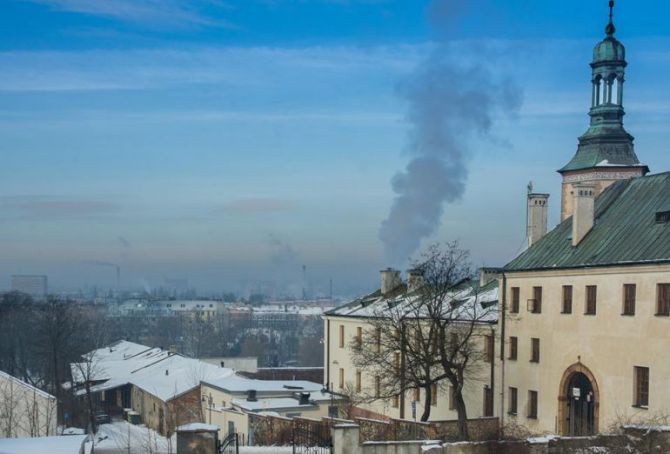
(91, 421), (293, 454)
(93, 421), (175, 454)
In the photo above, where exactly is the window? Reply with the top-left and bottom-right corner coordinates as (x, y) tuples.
(585, 285), (597, 315)
(392, 395), (399, 408)
(356, 326), (363, 349)
(623, 284), (636, 316)
(356, 370), (362, 392)
(511, 287), (520, 313)
(484, 335), (494, 363)
(528, 390), (538, 419)
(414, 388), (420, 402)
(339, 368), (344, 388)
(657, 284), (670, 316)
(562, 285), (573, 314)
(375, 376), (381, 398)
(431, 384), (438, 407)
(508, 387), (518, 414)
(448, 385), (455, 410)
(634, 366), (649, 407)
(509, 336), (518, 360)
(483, 386), (493, 417)
(375, 327), (382, 353)
(339, 325), (345, 348)
(529, 287), (542, 313)
(530, 338), (540, 363)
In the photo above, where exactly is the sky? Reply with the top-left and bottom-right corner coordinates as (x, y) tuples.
(2, 0), (670, 296)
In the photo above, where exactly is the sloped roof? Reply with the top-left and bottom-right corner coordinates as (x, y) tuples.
(325, 278), (498, 323)
(506, 171), (670, 271)
(0, 370), (55, 401)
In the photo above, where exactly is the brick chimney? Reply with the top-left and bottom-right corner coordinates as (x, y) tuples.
(380, 268), (402, 295)
(572, 183), (595, 246)
(527, 192), (549, 248)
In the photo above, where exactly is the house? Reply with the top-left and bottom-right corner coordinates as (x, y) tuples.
(0, 370), (57, 438)
(71, 340), (235, 435)
(500, 5), (670, 436)
(323, 269), (498, 422)
(200, 375), (341, 442)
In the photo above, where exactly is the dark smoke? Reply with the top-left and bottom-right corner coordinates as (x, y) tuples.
(379, 1), (521, 266)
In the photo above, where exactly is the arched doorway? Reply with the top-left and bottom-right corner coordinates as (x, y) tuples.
(558, 363), (599, 435)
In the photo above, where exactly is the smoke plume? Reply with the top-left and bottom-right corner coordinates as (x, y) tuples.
(379, 1), (521, 265)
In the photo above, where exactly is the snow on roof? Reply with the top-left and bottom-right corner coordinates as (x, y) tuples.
(326, 279), (499, 323)
(203, 376), (323, 394)
(72, 341), (235, 402)
(0, 370), (55, 401)
(232, 397), (316, 412)
(0, 435), (89, 454)
(177, 423), (219, 432)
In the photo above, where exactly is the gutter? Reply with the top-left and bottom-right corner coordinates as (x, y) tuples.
(499, 271), (507, 436)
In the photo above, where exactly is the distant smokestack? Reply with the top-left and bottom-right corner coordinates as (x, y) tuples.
(380, 268), (402, 295)
(527, 189), (549, 248)
(572, 183), (595, 246)
(116, 266), (121, 289)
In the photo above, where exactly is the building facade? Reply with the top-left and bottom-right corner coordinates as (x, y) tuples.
(501, 5), (670, 436)
(0, 371), (57, 438)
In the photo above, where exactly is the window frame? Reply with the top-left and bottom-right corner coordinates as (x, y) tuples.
(634, 366), (649, 408)
(656, 284), (670, 316)
(528, 390), (538, 419)
(339, 325), (345, 348)
(623, 284), (636, 316)
(508, 387), (518, 415)
(585, 285), (597, 315)
(509, 336), (518, 361)
(562, 285), (573, 314)
(530, 338), (540, 363)
(511, 287), (520, 314)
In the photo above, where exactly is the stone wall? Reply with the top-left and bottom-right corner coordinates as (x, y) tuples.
(354, 416), (498, 443)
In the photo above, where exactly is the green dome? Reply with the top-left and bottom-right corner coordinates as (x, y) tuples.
(593, 36), (625, 63)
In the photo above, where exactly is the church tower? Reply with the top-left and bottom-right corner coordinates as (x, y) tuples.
(559, 1), (648, 221)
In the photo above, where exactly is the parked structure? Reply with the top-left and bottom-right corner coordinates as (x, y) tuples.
(0, 371), (57, 438)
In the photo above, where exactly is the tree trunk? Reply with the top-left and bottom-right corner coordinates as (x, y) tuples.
(453, 386), (470, 440)
(86, 381), (97, 434)
(421, 383), (432, 421)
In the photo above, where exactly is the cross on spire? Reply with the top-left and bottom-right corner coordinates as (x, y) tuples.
(605, 0), (616, 36)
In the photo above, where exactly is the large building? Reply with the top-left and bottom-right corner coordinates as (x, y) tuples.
(10, 275), (47, 299)
(501, 5), (670, 436)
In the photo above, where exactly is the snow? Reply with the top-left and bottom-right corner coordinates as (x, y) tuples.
(0, 435), (90, 454)
(93, 421), (175, 454)
(72, 341), (236, 402)
(176, 423), (219, 432)
(62, 427), (86, 435)
(239, 448), (293, 453)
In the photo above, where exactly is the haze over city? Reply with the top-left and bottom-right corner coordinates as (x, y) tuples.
(2, 0), (670, 295)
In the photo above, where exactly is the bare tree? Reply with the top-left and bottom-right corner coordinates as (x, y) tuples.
(351, 242), (496, 439)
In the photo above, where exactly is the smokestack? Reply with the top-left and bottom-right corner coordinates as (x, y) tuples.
(572, 183), (595, 246)
(380, 268), (402, 295)
(527, 189), (549, 248)
(406, 269), (424, 293)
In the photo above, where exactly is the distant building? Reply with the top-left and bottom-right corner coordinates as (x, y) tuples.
(10, 275), (47, 299)
(0, 371), (57, 438)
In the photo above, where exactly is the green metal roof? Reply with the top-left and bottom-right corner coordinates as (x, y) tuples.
(505, 172), (670, 272)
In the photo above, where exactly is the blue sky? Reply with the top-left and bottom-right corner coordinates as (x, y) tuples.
(2, 0), (670, 296)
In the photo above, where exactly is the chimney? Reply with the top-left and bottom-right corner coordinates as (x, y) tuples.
(406, 269), (424, 293)
(479, 268), (502, 287)
(380, 268), (402, 295)
(527, 191), (549, 248)
(298, 392), (311, 405)
(247, 389), (257, 402)
(572, 183), (595, 246)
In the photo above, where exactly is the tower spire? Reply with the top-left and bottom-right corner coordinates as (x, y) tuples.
(606, 0), (616, 36)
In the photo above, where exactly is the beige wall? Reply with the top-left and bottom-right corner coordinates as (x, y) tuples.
(324, 316), (495, 422)
(502, 263), (670, 434)
(0, 373), (57, 438)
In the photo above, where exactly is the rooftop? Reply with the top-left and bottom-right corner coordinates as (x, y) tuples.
(506, 172), (670, 271)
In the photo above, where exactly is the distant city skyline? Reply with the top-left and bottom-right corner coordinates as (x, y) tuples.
(2, 0), (670, 294)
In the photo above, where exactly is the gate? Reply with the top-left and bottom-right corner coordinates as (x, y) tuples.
(292, 424), (332, 454)
(218, 432), (239, 454)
